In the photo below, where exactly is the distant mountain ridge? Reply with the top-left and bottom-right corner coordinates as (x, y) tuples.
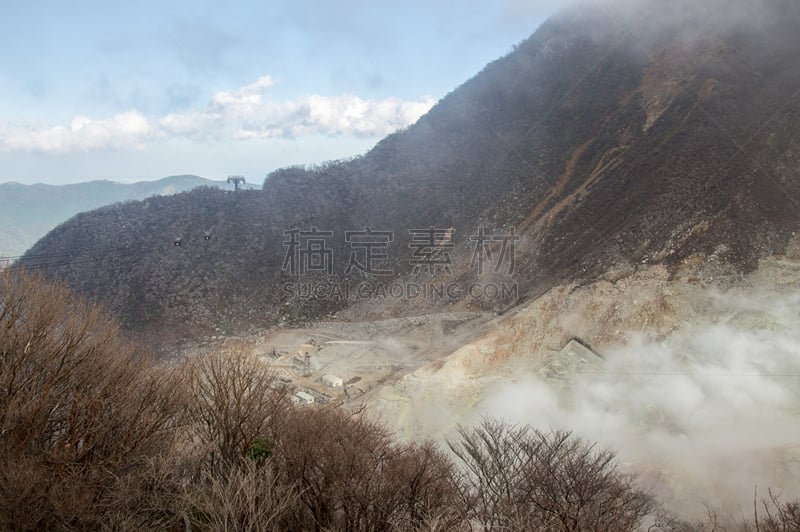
(0, 175), (226, 257)
(21, 0), (800, 343)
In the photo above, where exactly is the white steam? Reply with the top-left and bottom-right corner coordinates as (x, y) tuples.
(477, 288), (800, 515)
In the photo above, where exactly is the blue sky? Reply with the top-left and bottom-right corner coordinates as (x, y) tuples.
(0, 0), (563, 185)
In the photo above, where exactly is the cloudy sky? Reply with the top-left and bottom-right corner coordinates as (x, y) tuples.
(0, 0), (564, 185)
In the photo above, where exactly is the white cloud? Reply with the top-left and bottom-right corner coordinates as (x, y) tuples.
(231, 94), (437, 139)
(0, 76), (436, 154)
(209, 75), (274, 109)
(1, 111), (150, 153)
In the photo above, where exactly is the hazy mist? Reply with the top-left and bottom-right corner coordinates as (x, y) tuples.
(479, 287), (800, 515)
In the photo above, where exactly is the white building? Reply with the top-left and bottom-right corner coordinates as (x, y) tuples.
(292, 391), (315, 404)
(321, 374), (343, 388)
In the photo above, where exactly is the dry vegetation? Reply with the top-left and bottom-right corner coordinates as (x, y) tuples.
(449, 421), (656, 531)
(1, 270), (798, 531)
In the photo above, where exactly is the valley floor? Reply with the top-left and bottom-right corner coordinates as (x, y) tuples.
(195, 252), (800, 519)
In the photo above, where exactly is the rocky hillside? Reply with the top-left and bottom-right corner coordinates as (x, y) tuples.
(21, 0), (800, 343)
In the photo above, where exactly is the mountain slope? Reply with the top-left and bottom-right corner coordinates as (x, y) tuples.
(21, 0), (800, 343)
(0, 175), (226, 258)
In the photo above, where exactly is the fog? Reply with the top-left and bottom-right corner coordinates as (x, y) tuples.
(476, 287), (800, 515)
(558, 0), (795, 48)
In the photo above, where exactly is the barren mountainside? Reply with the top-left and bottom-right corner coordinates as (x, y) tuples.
(21, 0), (800, 343)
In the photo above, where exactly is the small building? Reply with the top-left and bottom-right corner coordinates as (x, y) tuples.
(321, 374), (344, 388)
(292, 391), (315, 405)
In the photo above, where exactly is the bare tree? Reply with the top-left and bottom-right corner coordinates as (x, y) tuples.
(721, 489), (800, 532)
(0, 270), (185, 530)
(384, 439), (464, 531)
(182, 346), (290, 478)
(182, 460), (299, 532)
(449, 419), (656, 531)
(448, 419), (534, 529)
(272, 406), (462, 531)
